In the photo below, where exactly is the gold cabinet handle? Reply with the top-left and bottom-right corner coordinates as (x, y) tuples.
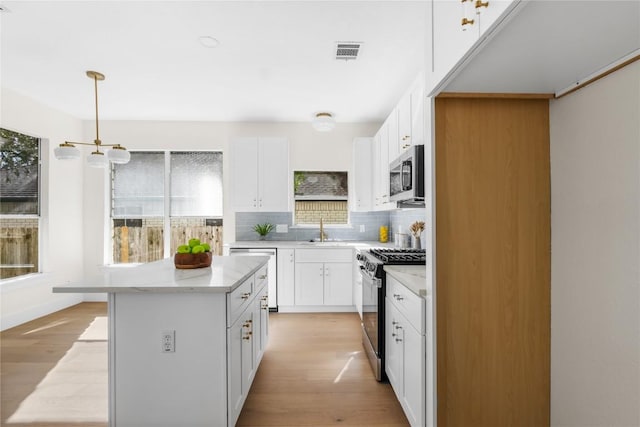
(241, 292), (251, 300)
(475, 0), (489, 10)
(461, 17), (475, 26)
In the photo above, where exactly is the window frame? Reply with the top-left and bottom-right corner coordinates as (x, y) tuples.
(0, 128), (42, 280)
(109, 150), (223, 265)
(292, 170), (351, 227)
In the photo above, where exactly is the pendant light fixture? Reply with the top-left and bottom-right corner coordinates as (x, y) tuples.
(54, 71), (130, 167)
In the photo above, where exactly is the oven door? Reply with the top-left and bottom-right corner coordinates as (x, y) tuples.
(361, 267), (385, 381)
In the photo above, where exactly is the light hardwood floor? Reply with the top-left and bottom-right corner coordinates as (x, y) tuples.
(2, 303), (408, 427)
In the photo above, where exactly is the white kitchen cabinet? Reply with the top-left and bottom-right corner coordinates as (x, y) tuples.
(353, 251), (363, 319)
(294, 262), (325, 305)
(429, 0), (515, 93)
(476, 0), (513, 36)
(230, 137), (289, 212)
(410, 80), (425, 147)
(396, 75), (425, 153)
(387, 108), (400, 162)
(277, 248), (295, 306)
(254, 283), (269, 364)
(293, 248), (353, 308)
(227, 268), (270, 427)
(385, 274), (426, 427)
(294, 262), (352, 306)
(385, 298), (403, 389)
(373, 125), (394, 211)
(431, 0), (478, 88)
(352, 137), (373, 212)
(397, 92), (412, 154)
(323, 262), (353, 305)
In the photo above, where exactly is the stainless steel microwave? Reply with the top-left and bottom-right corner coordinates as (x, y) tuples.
(389, 144), (424, 204)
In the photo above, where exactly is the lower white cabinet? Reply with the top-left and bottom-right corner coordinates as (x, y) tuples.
(227, 268), (269, 426)
(385, 274), (426, 427)
(293, 249), (353, 308)
(277, 248), (295, 305)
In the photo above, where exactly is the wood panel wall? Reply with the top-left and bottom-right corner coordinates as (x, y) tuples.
(435, 97), (550, 426)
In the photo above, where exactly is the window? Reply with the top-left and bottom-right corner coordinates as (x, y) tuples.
(293, 171), (348, 225)
(0, 128), (40, 279)
(111, 151), (223, 264)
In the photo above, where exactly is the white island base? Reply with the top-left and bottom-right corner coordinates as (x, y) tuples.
(54, 256), (270, 427)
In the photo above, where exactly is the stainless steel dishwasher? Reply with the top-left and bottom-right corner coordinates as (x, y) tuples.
(228, 248), (277, 311)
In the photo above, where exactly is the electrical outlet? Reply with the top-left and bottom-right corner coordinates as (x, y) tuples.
(360, 225), (365, 233)
(162, 330), (175, 353)
(276, 224), (288, 233)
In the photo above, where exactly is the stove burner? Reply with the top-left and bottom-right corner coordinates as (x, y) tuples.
(368, 248), (426, 264)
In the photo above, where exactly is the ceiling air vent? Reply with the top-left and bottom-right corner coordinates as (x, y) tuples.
(335, 42), (362, 61)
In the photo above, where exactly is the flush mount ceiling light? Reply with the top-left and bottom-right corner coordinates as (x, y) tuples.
(311, 112), (336, 132)
(198, 36), (220, 48)
(54, 71), (130, 168)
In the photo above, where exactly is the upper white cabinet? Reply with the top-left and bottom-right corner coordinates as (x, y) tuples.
(352, 137), (373, 212)
(230, 137), (289, 212)
(429, 0), (514, 92)
(409, 82), (425, 147)
(371, 73), (425, 211)
(387, 108), (400, 162)
(397, 75), (426, 153)
(397, 91), (412, 154)
(373, 124), (394, 211)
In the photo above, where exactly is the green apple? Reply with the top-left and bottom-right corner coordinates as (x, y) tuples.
(188, 238), (201, 248)
(191, 245), (205, 254)
(177, 244), (191, 254)
(201, 243), (211, 252)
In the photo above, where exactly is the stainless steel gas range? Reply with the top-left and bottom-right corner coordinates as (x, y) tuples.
(357, 248), (426, 381)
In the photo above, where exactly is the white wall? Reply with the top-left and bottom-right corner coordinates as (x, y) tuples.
(1, 88), (85, 330)
(549, 61), (640, 426)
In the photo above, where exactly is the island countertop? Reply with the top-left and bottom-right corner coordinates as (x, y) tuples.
(52, 255), (269, 294)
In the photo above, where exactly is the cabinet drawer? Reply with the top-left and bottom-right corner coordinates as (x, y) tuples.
(387, 275), (424, 334)
(228, 276), (254, 326)
(295, 248), (352, 263)
(254, 264), (268, 293)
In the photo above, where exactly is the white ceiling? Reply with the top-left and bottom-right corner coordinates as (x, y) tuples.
(1, 1), (428, 123)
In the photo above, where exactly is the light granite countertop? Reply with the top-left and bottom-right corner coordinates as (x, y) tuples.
(52, 256), (269, 294)
(228, 240), (396, 249)
(383, 265), (427, 297)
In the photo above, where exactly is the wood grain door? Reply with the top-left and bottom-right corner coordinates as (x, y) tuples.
(435, 97), (551, 427)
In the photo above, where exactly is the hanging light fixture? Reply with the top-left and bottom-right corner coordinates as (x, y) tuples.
(311, 112), (336, 132)
(54, 71), (130, 167)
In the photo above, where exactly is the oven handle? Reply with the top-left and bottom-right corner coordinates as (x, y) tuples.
(361, 268), (382, 288)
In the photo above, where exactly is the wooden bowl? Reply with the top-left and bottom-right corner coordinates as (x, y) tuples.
(174, 252), (213, 269)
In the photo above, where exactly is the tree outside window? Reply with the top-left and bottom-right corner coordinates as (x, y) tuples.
(0, 128), (40, 279)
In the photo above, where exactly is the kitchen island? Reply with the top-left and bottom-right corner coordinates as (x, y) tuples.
(53, 255), (270, 427)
